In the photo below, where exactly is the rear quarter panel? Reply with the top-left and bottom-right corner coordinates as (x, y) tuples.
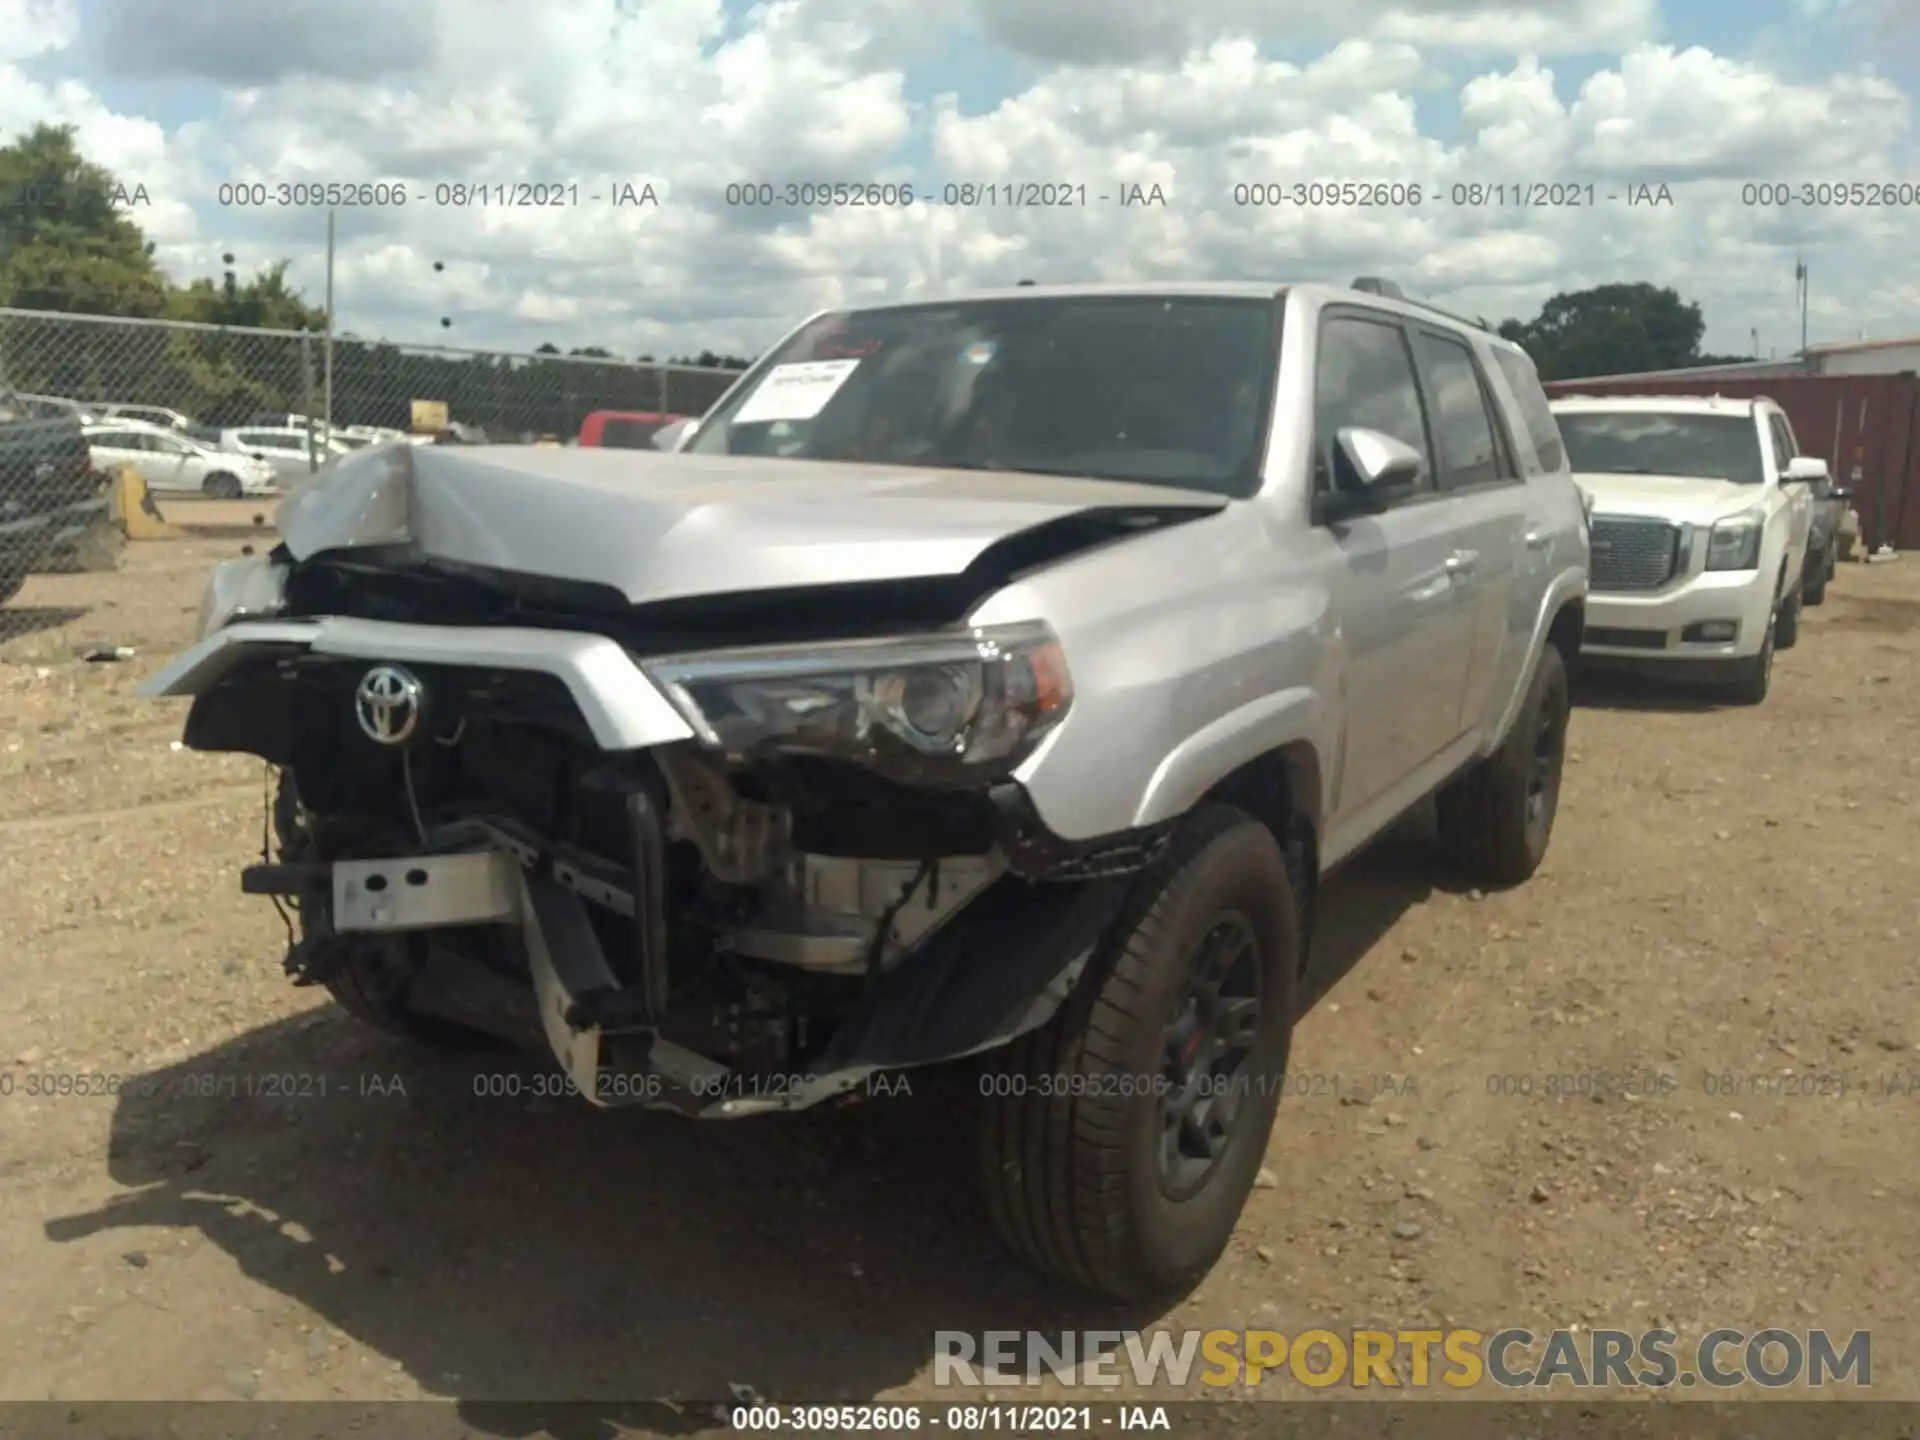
(1472, 338), (1589, 752)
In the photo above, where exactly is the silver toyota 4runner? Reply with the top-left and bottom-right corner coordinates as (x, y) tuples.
(143, 279), (1588, 1301)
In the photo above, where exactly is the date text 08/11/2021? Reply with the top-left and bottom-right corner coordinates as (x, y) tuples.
(210, 181), (661, 209)
(0, 1070), (409, 1100)
(726, 1404), (1171, 1432)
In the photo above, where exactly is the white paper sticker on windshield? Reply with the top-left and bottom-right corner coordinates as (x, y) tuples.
(731, 359), (861, 424)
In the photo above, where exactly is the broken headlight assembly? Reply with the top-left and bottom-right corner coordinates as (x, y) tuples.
(642, 622), (1072, 786)
(195, 552), (290, 639)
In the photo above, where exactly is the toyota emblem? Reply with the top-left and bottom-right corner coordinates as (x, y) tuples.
(354, 664), (424, 745)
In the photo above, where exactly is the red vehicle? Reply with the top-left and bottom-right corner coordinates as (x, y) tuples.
(577, 411), (690, 448)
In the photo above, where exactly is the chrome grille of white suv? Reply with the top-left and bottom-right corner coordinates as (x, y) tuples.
(1589, 516), (1681, 591)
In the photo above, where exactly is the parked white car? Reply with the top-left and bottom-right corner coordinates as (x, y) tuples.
(1550, 393), (1817, 704)
(218, 426), (353, 483)
(84, 420), (278, 498)
(95, 403), (193, 431)
(19, 393), (97, 423)
(333, 425), (410, 449)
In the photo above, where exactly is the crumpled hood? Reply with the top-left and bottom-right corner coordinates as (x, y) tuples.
(275, 442), (1227, 605)
(1574, 471), (1765, 526)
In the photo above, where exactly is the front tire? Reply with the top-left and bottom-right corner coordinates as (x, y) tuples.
(1436, 644), (1570, 887)
(1776, 585), (1802, 649)
(1723, 602), (1777, 706)
(202, 472), (243, 500)
(979, 806), (1298, 1302)
(273, 773), (495, 1050)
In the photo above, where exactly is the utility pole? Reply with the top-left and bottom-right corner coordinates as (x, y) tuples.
(1794, 255), (1809, 366)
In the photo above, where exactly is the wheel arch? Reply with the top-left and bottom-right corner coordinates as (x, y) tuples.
(1192, 741), (1323, 967)
(1487, 576), (1586, 753)
(1546, 597), (1584, 675)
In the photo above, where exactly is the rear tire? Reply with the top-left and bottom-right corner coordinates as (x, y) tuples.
(978, 805), (1298, 1302)
(203, 472), (243, 500)
(1436, 644), (1570, 887)
(1804, 545), (1835, 602)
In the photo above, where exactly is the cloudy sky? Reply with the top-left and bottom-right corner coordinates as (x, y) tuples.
(3, 0), (1917, 362)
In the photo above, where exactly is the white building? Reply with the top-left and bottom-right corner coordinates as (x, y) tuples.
(1805, 336), (1920, 376)
(1557, 335), (1920, 385)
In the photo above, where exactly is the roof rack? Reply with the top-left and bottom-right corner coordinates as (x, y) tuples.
(1350, 276), (1485, 332)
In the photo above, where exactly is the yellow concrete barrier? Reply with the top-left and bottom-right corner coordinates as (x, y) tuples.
(109, 465), (180, 539)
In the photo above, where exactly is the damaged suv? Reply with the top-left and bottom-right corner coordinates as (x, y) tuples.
(144, 281), (1588, 1300)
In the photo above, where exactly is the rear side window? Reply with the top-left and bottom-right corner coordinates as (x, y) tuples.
(1410, 331), (1508, 488)
(1491, 347), (1566, 473)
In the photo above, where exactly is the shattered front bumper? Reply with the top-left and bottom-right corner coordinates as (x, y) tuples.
(243, 817), (1128, 1119)
(157, 618), (1133, 1116)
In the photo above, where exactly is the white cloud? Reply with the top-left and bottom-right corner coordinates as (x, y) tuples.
(0, 0), (1915, 368)
(0, 0), (76, 61)
(1568, 44), (1911, 176)
(965, 0), (1654, 65)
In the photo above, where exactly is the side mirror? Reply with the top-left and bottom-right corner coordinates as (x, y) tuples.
(1332, 427), (1425, 499)
(1783, 456), (1828, 485)
(652, 418), (696, 452)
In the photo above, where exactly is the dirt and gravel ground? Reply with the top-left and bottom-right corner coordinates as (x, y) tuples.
(0, 498), (1916, 1420)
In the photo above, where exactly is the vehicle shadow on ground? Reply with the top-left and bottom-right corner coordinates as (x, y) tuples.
(42, 1013), (1159, 1426)
(1298, 805), (1465, 1014)
(0, 604), (87, 642)
(1569, 665), (1727, 714)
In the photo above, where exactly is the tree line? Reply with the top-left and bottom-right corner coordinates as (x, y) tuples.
(0, 124), (747, 432)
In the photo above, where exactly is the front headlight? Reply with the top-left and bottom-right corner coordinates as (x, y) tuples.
(1705, 509), (1764, 571)
(642, 622), (1072, 786)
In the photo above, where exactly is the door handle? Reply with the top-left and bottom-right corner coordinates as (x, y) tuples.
(1525, 530), (1552, 549)
(1445, 549), (1479, 575)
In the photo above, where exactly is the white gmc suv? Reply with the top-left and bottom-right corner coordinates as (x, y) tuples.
(1549, 394), (1817, 705)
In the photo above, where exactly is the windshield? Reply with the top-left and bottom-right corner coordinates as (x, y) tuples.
(1556, 411), (1766, 484)
(686, 294), (1279, 497)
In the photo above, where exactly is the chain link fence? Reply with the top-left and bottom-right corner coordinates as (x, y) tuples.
(0, 306), (742, 438)
(0, 307), (746, 592)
